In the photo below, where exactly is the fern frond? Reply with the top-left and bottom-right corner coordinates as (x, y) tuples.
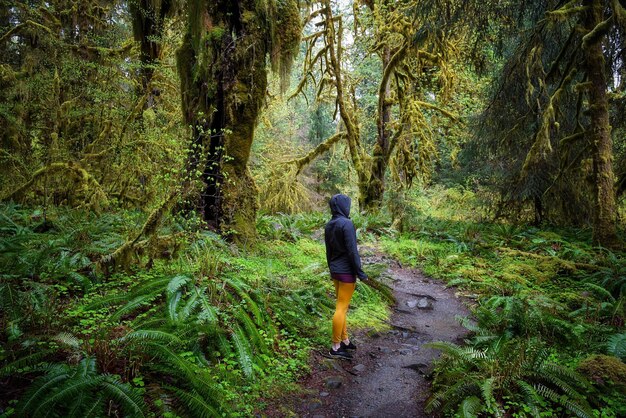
(607, 332), (626, 360)
(217, 333), (233, 358)
(101, 378), (147, 418)
(168, 290), (183, 323)
(131, 276), (171, 296)
(167, 386), (221, 418)
(72, 394), (103, 418)
(123, 329), (182, 345)
(534, 383), (593, 418)
(111, 294), (157, 321)
(76, 356), (97, 376)
(457, 315), (480, 332)
(83, 293), (130, 310)
(425, 390), (446, 412)
(538, 363), (588, 395)
(232, 326), (254, 378)
(148, 343), (198, 379)
(435, 378), (481, 413)
(167, 275), (190, 295)
(18, 366), (70, 414)
(67, 271), (93, 290)
(235, 308), (266, 354)
(32, 376), (103, 416)
(197, 294), (219, 325)
(481, 377), (497, 413)
(515, 380), (541, 418)
(66, 391), (87, 418)
(581, 282), (615, 302)
(0, 349), (54, 377)
(458, 396), (483, 418)
(426, 341), (486, 363)
(179, 290), (200, 322)
(53, 332), (81, 349)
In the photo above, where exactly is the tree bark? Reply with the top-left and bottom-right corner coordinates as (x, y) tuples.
(177, 0), (299, 242)
(362, 45), (392, 212)
(130, 0), (172, 108)
(583, 0), (619, 247)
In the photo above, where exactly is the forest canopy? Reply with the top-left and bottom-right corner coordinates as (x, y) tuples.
(1, 0), (625, 416)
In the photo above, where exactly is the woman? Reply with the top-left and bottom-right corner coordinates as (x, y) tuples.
(324, 194), (367, 359)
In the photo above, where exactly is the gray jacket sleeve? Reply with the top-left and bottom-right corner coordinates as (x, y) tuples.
(343, 221), (367, 279)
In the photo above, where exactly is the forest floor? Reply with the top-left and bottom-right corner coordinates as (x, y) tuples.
(267, 246), (470, 417)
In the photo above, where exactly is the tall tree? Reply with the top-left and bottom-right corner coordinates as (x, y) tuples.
(176, 0), (301, 241)
(476, 0), (624, 246)
(286, 0), (466, 212)
(0, 0), (185, 210)
(583, 0), (619, 246)
(130, 0), (174, 107)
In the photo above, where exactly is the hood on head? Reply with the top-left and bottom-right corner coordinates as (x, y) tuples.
(329, 194), (351, 218)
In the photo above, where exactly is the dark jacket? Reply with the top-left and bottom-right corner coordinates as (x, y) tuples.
(324, 194), (367, 280)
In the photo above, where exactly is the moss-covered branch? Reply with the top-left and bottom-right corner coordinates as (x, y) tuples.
(546, 0), (588, 20)
(3, 162), (108, 212)
(97, 191), (179, 274)
(582, 15), (613, 49)
(497, 247), (601, 272)
(413, 100), (460, 122)
(0, 20), (54, 43)
(289, 131), (346, 175)
(521, 64), (577, 177)
(69, 41), (134, 59)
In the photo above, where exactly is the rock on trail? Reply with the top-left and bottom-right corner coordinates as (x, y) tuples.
(290, 251), (470, 418)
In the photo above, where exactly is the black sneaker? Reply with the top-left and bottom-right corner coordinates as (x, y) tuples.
(329, 347), (353, 359)
(340, 341), (357, 350)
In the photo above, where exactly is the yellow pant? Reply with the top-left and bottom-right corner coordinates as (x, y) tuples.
(332, 280), (356, 343)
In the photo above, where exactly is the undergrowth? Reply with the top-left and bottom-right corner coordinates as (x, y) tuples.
(381, 186), (626, 417)
(3, 186), (625, 417)
(0, 204), (387, 417)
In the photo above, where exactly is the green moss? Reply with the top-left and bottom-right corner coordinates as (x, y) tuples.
(208, 26), (225, 42)
(577, 355), (626, 392)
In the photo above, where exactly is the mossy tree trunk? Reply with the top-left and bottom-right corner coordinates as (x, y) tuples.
(177, 0), (300, 241)
(291, 1), (459, 214)
(358, 0), (394, 212)
(362, 45), (392, 212)
(130, 0), (172, 107)
(583, 0), (619, 247)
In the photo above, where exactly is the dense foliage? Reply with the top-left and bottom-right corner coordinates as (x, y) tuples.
(382, 187), (626, 416)
(1, 0), (624, 416)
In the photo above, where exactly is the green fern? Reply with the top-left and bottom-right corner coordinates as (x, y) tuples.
(232, 325), (254, 378)
(100, 379), (147, 418)
(427, 338), (593, 418)
(122, 329), (182, 345)
(17, 357), (147, 418)
(607, 332), (626, 360)
(458, 395), (483, 418)
(166, 386), (221, 418)
(0, 350), (54, 377)
(515, 380), (541, 417)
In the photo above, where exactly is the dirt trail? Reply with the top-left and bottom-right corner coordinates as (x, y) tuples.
(289, 250), (470, 418)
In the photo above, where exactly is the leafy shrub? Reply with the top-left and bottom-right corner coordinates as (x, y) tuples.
(427, 338), (594, 418)
(17, 357), (146, 418)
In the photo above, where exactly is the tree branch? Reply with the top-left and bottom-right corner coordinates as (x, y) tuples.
(413, 100), (460, 122)
(582, 15), (613, 48)
(3, 162), (109, 212)
(0, 20), (53, 44)
(287, 132), (345, 175)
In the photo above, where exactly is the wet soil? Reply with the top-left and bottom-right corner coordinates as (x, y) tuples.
(282, 250), (470, 418)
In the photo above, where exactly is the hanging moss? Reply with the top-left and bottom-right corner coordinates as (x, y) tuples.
(177, 0), (302, 242)
(270, 0), (302, 93)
